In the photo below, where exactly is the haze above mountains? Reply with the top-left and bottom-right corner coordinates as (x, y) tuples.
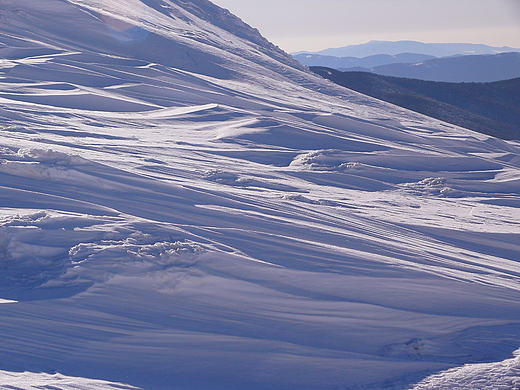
(0, 3), (519, 390)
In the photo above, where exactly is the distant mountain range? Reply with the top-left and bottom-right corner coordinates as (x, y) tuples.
(293, 53), (437, 70)
(293, 41), (520, 83)
(311, 67), (520, 140)
(297, 52), (520, 83)
(294, 40), (520, 57)
(362, 52), (520, 82)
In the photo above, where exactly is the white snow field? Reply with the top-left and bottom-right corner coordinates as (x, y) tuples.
(0, 0), (519, 389)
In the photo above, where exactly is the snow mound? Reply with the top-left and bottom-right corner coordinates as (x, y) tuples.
(0, 148), (96, 185)
(0, 209), (205, 294)
(0, 370), (142, 389)
(412, 349), (520, 389)
(63, 231), (204, 285)
(0, 148), (87, 165)
(202, 169), (296, 190)
(400, 177), (464, 198)
(290, 149), (366, 172)
(281, 193), (340, 206)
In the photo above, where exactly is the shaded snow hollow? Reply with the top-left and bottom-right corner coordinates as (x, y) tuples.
(0, 0), (519, 389)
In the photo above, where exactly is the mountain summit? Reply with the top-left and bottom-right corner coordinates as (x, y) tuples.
(0, 0), (303, 78)
(1, 1), (520, 390)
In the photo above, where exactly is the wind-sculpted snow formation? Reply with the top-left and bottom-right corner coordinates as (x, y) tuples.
(0, 1), (519, 389)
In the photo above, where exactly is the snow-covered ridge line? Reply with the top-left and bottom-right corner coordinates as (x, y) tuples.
(0, 0), (305, 81)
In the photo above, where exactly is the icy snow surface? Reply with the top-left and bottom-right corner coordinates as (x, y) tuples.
(0, 370), (142, 389)
(411, 349), (520, 389)
(0, 0), (519, 389)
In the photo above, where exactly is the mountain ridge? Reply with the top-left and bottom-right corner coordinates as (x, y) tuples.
(295, 40), (520, 57)
(295, 51), (520, 83)
(293, 52), (437, 70)
(366, 52), (520, 82)
(311, 67), (520, 140)
(0, 0), (305, 79)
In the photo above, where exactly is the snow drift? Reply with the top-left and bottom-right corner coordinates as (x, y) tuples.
(0, 0), (519, 389)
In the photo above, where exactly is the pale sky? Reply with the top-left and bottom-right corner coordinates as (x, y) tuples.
(212, 0), (520, 53)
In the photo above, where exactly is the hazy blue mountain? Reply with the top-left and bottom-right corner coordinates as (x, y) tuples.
(293, 53), (436, 69)
(311, 67), (520, 140)
(368, 52), (520, 82)
(295, 40), (520, 58)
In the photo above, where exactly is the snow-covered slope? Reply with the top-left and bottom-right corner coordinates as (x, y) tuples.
(0, 1), (519, 389)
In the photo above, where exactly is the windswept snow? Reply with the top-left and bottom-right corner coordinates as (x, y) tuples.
(0, 370), (142, 389)
(0, 0), (519, 389)
(412, 349), (520, 389)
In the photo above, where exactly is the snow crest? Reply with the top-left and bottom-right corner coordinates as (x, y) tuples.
(0, 206), (206, 292)
(412, 349), (520, 389)
(0, 370), (142, 389)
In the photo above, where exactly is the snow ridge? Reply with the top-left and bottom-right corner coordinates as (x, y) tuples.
(0, 370), (142, 389)
(412, 349), (520, 389)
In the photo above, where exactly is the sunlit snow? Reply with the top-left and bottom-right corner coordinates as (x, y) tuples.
(412, 349), (520, 389)
(0, 0), (519, 389)
(0, 370), (141, 389)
